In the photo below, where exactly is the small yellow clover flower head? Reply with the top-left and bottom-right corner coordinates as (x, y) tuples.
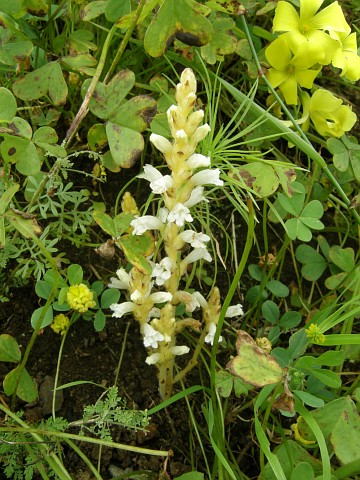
(51, 314), (70, 335)
(67, 283), (96, 313)
(305, 323), (326, 344)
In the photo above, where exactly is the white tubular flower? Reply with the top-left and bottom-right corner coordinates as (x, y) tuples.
(226, 304), (244, 317)
(158, 207), (169, 223)
(192, 291), (207, 309)
(110, 302), (135, 318)
(191, 168), (223, 187)
(167, 203), (193, 226)
(108, 268), (131, 290)
(151, 257), (173, 286)
(150, 133), (172, 154)
(143, 323), (165, 348)
(171, 345), (190, 356)
(138, 165), (173, 194)
(187, 153), (211, 169)
(150, 291), (173, 304)
(205, 322), (223, 345)
(130, 281), (153, 304)
(145, 353), (161, 365)
(180, 68), (197, 93)
(131, 215), (164, 235)
(184, 186), (208, 207)
(182, 248), (212, 266)
(179, 230), (210, 249)
(191, 124), (211, 144)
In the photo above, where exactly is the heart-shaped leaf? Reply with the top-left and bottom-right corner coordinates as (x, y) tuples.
(110, 95), (157, 132)
(227, 330), (283, 388)
(13, 61), (68, 105)
(1, 136), (41, 176)
(106, 122), (144, 168)
(3, 365), (38, 402)
(0, 334), (21, 362)
(144, 0), (213, 57)
(295, 244), (327, 281)
(0, 87), (17, 121)
(33, 126), (67, 157)
(83, 69), (135, 120)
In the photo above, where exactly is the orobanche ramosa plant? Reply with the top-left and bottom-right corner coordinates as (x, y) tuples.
(106, 68), (242, 399)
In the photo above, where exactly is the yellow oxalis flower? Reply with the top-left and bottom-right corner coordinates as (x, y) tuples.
(273, 0), (349, 64)
(308, 89), (357, 138)
(330, 31), (360, 82)
(265, 36), (322, 105)
(305, 323), (326, 344)
(67, 283), (96, 313)
(51, 314), (70, 335)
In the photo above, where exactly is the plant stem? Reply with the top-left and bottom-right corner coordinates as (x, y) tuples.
(103, 0), (147, 83)
(64, 25), (117, 146)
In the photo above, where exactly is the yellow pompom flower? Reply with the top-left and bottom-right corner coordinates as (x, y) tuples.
(51, 314), (70, 335)
(67, 283), (96, 313)
(305, 323), (326, 344)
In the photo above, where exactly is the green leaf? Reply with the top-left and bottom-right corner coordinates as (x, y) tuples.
(0, 87), (17, 121)
(0, 183), (19, 248)
(236, 162), (279, 197)
(144, 0), (213, 57)
(349, 148), (360, 181)
(279, 311), (302, 329)
(61, 53), (97, 76)
(67, 264), (83, 285)
(308, 367), (341, 388)
(301, 200), (324, 220)
(297, 397), (360, 465)
(262, 300), (280, 324)
(295, 244), (327, 281)
(88, 123), (108, 151)
(285, 218), (312, 242)
(119, 234), (153, 276)
(266, 280), (289, 298)
(79, 0), (107, 21)
(215, 370), (233, 397)
(106, 123), (144, 168)
(226, 330), (283, 388)
(3, 365), (38, 402)
(290, 463), (314, 480)
(1, 136), (41, 176)
(6, 208), (42, 238)
(31, 305), (54, 329)
(293, 390), (324, 408)
(0, 334), (21, 362)
(174, 473), (204, 480)
(105, 0), (131, 22)
(328, 246), (355, 272)
(93, 211), (117, 237)
(35, 280), (53, 300)
(94, 310), (106, 332)
(83, 69), (135, 120)
(200, 16), (238, 64)
(110, 95), (157, 132)
(68, 29), (97, 54)
(0, 40), (33, 66)
(101, 288), (120, 308)
(33, 126), (67, 157)
(12, 61), (67, 105)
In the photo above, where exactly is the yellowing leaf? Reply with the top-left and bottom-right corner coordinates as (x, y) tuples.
(227, 330), (283, 387)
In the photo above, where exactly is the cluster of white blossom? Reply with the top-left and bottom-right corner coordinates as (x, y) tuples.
(108, 68), (243, 395)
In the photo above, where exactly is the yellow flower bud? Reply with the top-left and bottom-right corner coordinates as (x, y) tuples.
(305, 323), (326, 344)
(51, 314), (70, 335)
(67, 284), (96, 313)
